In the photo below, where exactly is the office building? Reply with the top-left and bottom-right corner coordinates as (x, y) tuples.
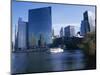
(80, 11), (95, 36)
(64, 25), (75, 37)
(17, 18), (28, 49)
(60, 27), (64, 38)
(28, 7), (52, 48)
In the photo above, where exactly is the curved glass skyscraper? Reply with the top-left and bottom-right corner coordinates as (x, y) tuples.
(80, 11), (95, 36)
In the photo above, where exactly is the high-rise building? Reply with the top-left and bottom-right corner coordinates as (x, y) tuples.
(52, 29), (55, 40)
(64, 25), (75, 37)
(28, 7), (52, 48)
(14, 24), (18, 50)
(60, 27), (64, 38)
(17, 18), (28, 49)
(80, 11), (95, 36)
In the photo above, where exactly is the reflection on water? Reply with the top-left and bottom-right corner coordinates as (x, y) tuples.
(11, 49), (86, 74)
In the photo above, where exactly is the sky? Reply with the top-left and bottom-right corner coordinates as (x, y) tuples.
(12, 0), (96, 40)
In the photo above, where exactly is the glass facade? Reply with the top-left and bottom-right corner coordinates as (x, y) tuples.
(64, 26), (75, 37)
(60, 27), (64, 37)
(28, 7), (52, 48)
(80, 11), (95, 36)
(17, 18), (28, 49)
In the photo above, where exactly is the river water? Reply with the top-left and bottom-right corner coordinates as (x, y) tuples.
(11, 49), (92, 74)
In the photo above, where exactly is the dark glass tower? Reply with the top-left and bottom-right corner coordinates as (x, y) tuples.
(28, 7), (52, 48)
(80, 11), (92, 36)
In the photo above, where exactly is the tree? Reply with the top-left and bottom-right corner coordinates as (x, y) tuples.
(79, 31), (96, 56)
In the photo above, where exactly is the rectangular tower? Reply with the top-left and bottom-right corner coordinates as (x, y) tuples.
(17, 18), (28, 49)
(64, 25), (75, 37)
(28, 7), (52, 48)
